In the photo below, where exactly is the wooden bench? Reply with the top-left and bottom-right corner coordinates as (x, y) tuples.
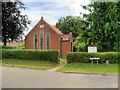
(90, 58), (100, 65)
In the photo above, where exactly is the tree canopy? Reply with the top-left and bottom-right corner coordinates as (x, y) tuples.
(2, 0), (30, 46)
(58, 16), (85, 39)
(76, 1), (120, 51)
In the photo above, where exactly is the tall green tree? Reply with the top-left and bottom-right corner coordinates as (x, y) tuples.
(58, 16), (85, 39)
(2, 0), (30, 46)
(80, 1), (120, 51)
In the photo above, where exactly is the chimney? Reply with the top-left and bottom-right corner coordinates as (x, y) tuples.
(56, 22), (58, 28)
(41, 16), (43, 20)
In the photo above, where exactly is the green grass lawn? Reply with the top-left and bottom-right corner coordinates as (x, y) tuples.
(59, 58), (66, 64)
(1, 59), (58, 70)
(57, 63), (118, 74)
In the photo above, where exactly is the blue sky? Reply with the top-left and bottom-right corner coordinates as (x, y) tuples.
(21, 0), (91, 36)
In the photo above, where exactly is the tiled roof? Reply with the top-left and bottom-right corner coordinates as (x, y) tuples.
(26, 17), (72, 39)
(50, 26), (63, 35)
(61, 34), (72, 41)
(0, 41), (24, 47)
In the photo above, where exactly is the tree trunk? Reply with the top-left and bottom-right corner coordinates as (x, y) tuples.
(3, 36), (7, 46)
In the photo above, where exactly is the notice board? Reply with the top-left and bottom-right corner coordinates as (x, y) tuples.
(88, 46), (97, 53)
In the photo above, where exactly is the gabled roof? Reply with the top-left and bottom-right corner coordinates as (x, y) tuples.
(26, 17), (73, 41)
(26, 17), (63, 37)
(61, 34), (72, 39)
(50, 26), (63, 35)
(41, 17), (64, 35)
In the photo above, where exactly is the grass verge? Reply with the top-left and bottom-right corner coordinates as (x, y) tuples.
(59, 58), (66, 64)
(2, 59), (58, 70)
(57, 63), (118, 74)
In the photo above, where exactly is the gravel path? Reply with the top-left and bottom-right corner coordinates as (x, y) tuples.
(47, 60), (67, 72)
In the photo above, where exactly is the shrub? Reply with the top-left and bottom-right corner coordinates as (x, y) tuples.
(2, 49), (59, 63)
(16, 44), (25, 49)
(0, 46), (16, 49)
(67, 52), (119, 64)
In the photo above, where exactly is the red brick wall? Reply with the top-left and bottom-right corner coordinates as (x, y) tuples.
(25, 19), (60, 51)
(61, 41), (72, 57)
(25, 18), (73, 57)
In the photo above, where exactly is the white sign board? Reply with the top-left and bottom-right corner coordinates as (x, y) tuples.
(88, 46), (97, 53)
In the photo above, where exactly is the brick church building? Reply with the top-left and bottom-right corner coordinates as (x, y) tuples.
(25, 17), (73, 57)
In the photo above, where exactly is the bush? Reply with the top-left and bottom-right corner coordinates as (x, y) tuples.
(2, 49), (59, 63)
(0, 46), (16, 49)
(16, 44), (25, 49)
(67, 52), (119, 64)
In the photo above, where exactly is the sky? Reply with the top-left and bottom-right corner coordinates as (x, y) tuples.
(21, 0), (91, 36)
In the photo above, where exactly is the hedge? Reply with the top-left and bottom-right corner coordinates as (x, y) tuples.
(2, 49), (59, 63)
(67, 52), (120, 64)
(0, 46), (16, 49)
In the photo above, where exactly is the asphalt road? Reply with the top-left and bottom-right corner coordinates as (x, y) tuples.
(2, 66), (118, 88)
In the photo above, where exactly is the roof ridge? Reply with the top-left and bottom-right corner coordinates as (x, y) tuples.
(26, 17), (63, 37)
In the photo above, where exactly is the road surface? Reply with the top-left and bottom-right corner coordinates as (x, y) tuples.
(2, 66), (118, 88)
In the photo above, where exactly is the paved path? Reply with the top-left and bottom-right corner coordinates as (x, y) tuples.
(2, 66), (118, 88)
(47, 60), (67, 72)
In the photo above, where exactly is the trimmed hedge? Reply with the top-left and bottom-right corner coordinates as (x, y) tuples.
(67, 52), (120, 64)
(2, 49), (59, 63)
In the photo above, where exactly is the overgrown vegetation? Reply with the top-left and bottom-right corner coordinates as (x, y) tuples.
(2, 49), (59, 63)
(67, 52), (119, 64)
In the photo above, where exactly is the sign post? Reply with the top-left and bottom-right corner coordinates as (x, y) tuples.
(88, 45), (99, 65)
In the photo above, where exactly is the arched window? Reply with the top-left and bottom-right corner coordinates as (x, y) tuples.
(40, 30), (44, 49)
(46, 33), (50, 50)
(34, 34), (37, 49)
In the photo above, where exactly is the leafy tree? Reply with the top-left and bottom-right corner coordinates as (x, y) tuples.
(2, 0), (30, 46)
(80, 1), (120, 51)
(74, 35), (87, 52)
(58, 16), (85, 39)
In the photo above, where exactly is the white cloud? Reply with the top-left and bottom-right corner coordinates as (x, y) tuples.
(22, 0), (91, 35)
(22, 10), (62, 21)
(62, 0), (91, 15)
(22, 7), (67, 26)
(21, 0), (69, 2)
(23, 0), (91, 3)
